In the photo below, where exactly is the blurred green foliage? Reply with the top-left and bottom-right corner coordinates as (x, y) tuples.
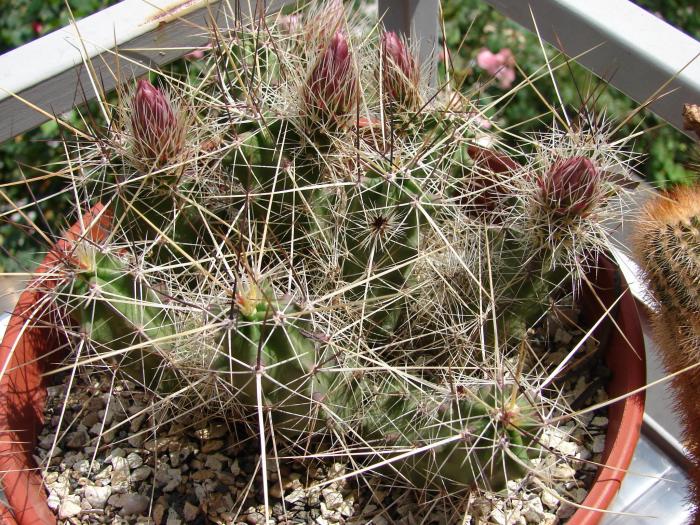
(0, 0), (698, 270)
(0, 0), (115, 271)
(441, 0), (698, 190)
(0, 0), (111, 52)
(634, 0), (700, 38)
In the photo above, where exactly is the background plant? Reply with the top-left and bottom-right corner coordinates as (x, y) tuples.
(440, 0), (698, 189)
(632, 184), (700, 525)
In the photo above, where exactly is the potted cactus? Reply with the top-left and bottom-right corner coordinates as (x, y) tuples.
(0, 2), (645, 524)
(633, 184), (700, 524)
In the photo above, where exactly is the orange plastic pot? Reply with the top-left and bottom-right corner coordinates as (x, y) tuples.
(0, 205), (645, 525)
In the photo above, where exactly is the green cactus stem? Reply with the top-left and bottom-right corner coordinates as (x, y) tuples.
(61, 249), (176, 391)
(212, 284), (542, 491)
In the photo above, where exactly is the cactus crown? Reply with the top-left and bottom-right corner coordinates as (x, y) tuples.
(633, 185), (700, 314)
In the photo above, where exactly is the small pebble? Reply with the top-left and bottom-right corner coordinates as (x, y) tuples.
(592, 434), (606, 454)
(541, 490), (559, 510)
(183, 501), (199, 521)
(110, 456), (131, 493)
(66, 428), (89, 450)
(131, 465), (153, 482)
(109, 493), (150, 515)
(126, 452), (144, 469)
(201, 439), (224, 454)
(166, 508), (183, 525)
(84, 485), (111, 509)
(58, 495), (82, 519)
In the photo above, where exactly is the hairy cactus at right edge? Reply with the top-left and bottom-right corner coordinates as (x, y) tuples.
(632, 184), (700, 524)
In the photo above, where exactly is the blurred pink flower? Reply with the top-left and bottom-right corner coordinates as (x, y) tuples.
(469, 112), (492, 129)
(184, 49), (205, 60)
(32, 21), (43, 35)
(476, 48), (516, 89)
(184, 43), (212, 61)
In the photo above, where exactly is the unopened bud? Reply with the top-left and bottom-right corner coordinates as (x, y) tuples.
(304, 31), (358, 129)
(381, 31), (421, 110)
(130, 79), (184, 165)
(538, 156), (600, 217)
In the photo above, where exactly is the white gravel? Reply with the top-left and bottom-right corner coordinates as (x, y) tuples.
(35, 311), (609, 524)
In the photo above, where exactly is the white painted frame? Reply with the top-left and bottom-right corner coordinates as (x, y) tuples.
(0, 0), (699, 141)
(0, 0), (284, 143)
(484, 0), (700, 138)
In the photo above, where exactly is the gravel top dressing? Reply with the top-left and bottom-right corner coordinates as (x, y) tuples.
(37, 312), (609, 525)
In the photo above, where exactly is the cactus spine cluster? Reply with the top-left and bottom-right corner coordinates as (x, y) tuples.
(632, 185), (700, 524)
(51, 0), (633, 503)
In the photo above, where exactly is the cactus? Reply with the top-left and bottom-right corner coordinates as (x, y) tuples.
(45, 1), (637, 516)
(632, 184), (700, 524)
(208, 280), (541, 490)
(381, 31), (422, 112)
(59, 247), (176, 391)
(130, 79), (185, 167)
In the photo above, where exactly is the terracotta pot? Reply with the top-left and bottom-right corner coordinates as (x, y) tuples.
(0, 206), (645, 525)
(570, 256), (646, 525)
(0, 204), (111, 525)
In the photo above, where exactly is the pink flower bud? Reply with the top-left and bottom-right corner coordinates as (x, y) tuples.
(381, 31), (421, 109)
(538, 156), (600, 217)
(304, 31), (358, 129)
(130, 79), (184, 165)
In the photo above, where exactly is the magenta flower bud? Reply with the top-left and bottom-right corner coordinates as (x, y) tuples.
(304, 31), (358, 129)
(130, 79), (184, 165)
(538, 156), (600, 217)
(381, 31), (420, 109)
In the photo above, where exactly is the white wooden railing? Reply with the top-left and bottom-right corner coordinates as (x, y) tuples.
(1, 0), (699, 144)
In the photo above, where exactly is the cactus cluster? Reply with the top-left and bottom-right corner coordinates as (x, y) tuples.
(632, 185), (700, 524)
(47, 0), (635, 513)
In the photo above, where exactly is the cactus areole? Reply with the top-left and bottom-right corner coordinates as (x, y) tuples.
(0, 207), (644, 525)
